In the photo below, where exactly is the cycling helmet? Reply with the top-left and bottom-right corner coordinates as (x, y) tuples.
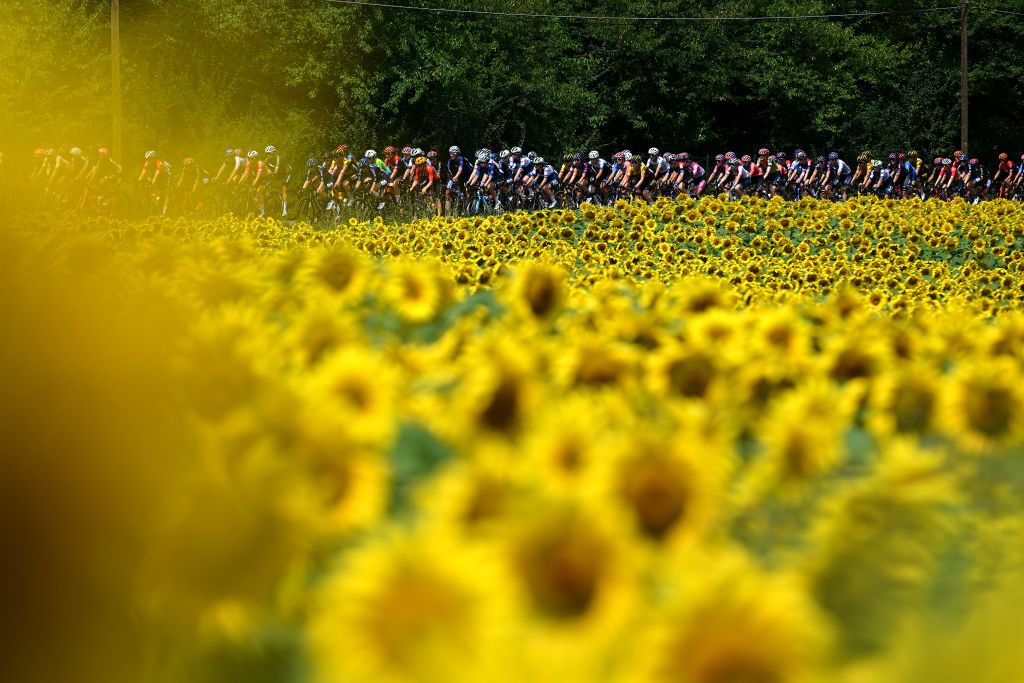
(411, 147), (424, 157)
(999, 152), (1009, 161)
(499, 149), (510, 159)
(776, 151), (787, 160)
(477, 152), (489, 162)
(527, 151), (536, 160)
(34, 148), (45, 157)
(480, 148), (491, 156)
(511, 146), (523, 155)
(70, 147), (82, 157)
(933, 157), (943, 165)
(183, 157), (195, 166)
(741, 154), (752, 163)
(427, 150), (438, 160)
(365, 149), (376, 158)
(449, 145), (461, 155)
(897, 152), (906, 161)
(307, 157), (318, 167)
(942, 158), (952, 166)
(46, 149), (54, 156)
(826, 152), (837, 160)
(144, 150), (156, 159)
(573, 152), (583, 161)
(357, 157), (369, 168)
(872, 160), (883, 168)
(957, 153), (968, 162)
(969, 158), (978, 165)
(648, 147), (660, 156)
(815, 156), (825, 164)
(714, 154), (725, 162)
(793, 148), (804, 156)
(729, 158), (740, 165)
(680, 152), (691, 161)
(265, 145), (276, 154)
(612, 151), (624, 162)
(534, 156), (545, 164)
(796, 151), (807, 160)
(384, 145), (396, 156)
(97, 148), (109, 157)
(954, 150), (963, 158)
(402, 146), (412, 156)
(414, 156), (426, 166)
(908, 150), (918, 158)
(758, 148), (770, 156)
(563, 153), (572, 162)
(725, 151), (736, 160)
(247, 150), (259, 158)
(223, 148), (235, 157)
(589, 150), (599, 160)
(336, 144), (349, 153)
(624, 151), (634, 161)
(666, 154), (677, 163)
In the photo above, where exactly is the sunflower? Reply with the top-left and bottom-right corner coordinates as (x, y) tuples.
(742, 379), (860, 499)
(636, 552), (831, 683)
(310, 530), (501, 683)
(305, 347), (399, 446)
(597, 429), (725, 549)
(507, 260), (567, 321)
(384, 258), (450, 324)
(941, 358), (1024, 453)
(299, 244), (369, 301)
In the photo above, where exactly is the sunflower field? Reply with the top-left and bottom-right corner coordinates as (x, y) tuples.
(5, 196), (1024, 683)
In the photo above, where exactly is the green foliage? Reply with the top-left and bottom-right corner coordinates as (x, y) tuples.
(2, 0), (1024, 162)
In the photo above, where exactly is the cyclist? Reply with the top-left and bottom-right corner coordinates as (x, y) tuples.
(637, 147), (667, 202)
(78, 147), (122, 210)
(410, 150), (441, 214)
(993, 152), (1015, 198)
(445, 145), (471, 214)
(677, 153), (706, 197)
(354, 149), (391, 210)
(706, 154), (728, 191)
(789, 150), (812, 197)
(138, 150), (172, 215)
(535, 156), (559, 208)
(822, 152), (852, 198)
(260, 145), (289, 217)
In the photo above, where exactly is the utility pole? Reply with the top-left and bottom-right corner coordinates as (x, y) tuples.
(961, 0), (968, 153)
(112, 0), (123, 162)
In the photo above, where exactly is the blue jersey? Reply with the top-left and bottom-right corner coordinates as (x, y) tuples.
(447, 155), (471, 181)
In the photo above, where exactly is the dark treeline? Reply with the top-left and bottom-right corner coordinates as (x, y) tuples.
(3, 0), (1024, 164)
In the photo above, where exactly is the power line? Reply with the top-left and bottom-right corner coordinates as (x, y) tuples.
(977, 6), (1024, 17)
(325, 0), (959, 22)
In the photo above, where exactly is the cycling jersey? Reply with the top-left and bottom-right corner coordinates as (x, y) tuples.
(413, 162), (439, 185)
(447, 155), (471, 183)
(830, 159), (851, 177)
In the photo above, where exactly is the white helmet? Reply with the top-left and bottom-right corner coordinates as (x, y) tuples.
(449, 145), (461, 154)
(70, 147), (82, 157)
(534, 156), (545, 164)
(499, 149), (510, 159)
(247, 150), (259, 158)
(624, 151), (633, 161)
(365, 149), (377, 158)
(648, 147), (660, 156)
(588, 150), (599, 160)
(411, 147), (423, 157)
(510, 146), (523, 155)
(144, 150), (156, 159)
(476, 152), (489, 162)
(264, 145), (276, 154)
